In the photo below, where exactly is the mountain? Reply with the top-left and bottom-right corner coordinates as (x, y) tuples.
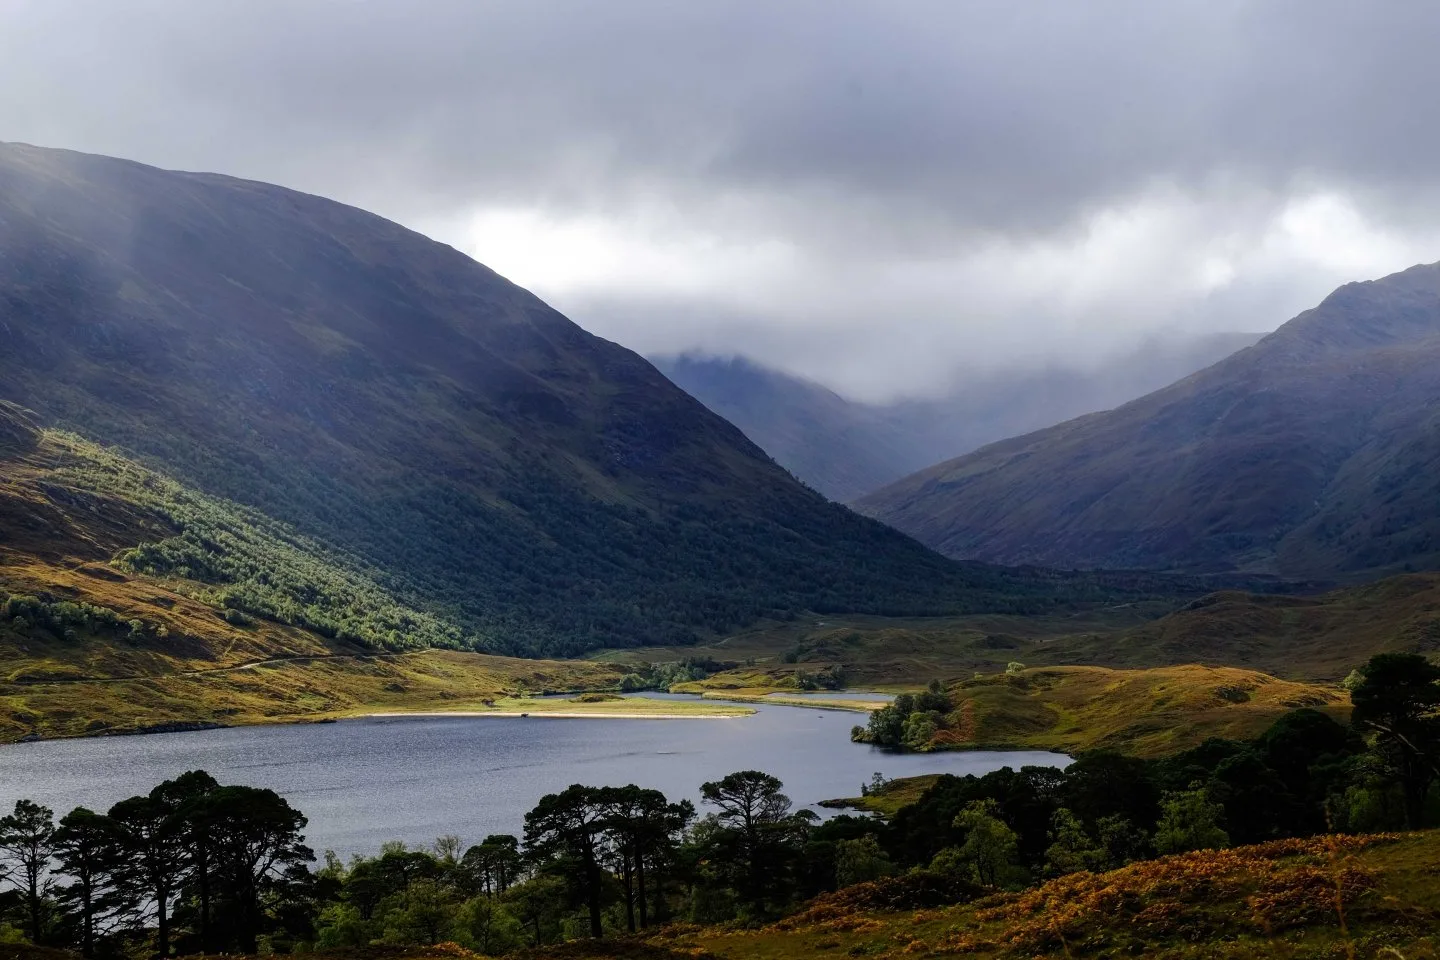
(0, 142), (1129, 660)
(649, 355), (918, 501)
(857, 262), (1440, 579)
(653, 332), (1261, 502)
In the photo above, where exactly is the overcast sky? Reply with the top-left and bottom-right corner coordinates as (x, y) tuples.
(6, 1), (1440, 401)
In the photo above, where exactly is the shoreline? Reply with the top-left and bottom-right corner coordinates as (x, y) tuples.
(358, 709), (750, 720)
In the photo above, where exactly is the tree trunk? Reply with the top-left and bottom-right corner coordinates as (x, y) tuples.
(155, 892), (170, 959)
(637, 855), (649, 928)
(622, 848), (636, 933)
(197, 860), (211, 953)
(586, 851), (603, 937)
(27, 879), (41, 945)
(80, 880), (94, 958)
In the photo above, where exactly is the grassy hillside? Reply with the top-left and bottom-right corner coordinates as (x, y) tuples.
(0, 404), (661, 741)
(922, 665), (1346, 758)
(0, 142), (1154, 661)
(1040, 572), (1440, 680)
(858, 261), (1440, 580)
(650, 832), (1438, 960)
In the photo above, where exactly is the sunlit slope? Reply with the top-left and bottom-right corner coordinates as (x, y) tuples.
(649, 832), (1433, 960)
(0, 403), (625, 741)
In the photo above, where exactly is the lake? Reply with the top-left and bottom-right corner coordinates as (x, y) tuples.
(0, 694), (1065, 857)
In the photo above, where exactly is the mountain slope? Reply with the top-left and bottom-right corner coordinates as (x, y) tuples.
(857, 262), (1440, 579)
(654, 333), (1262, 502)
(0, 142), (1119, 658)
(649, 355), (920, 501)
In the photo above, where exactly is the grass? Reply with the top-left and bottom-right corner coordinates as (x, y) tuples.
(0, 650), (639, 742)
(597, 604), (1178, 689)
(680, 690), (883, 713)
(926, 665), (1348, 758)
(643, 831), (1440, 959)
(820, 774), (946, 817)
(367, 693), (753, 719)
(1040, 572), (1440, 681)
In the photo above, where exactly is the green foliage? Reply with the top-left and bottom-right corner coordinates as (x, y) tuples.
(950, 799), (1025, 889)
(852, 685), (954, 750)
(0, 590), (135, 642)
(1349, 652), (1440, 828)
(1044, 808), (1106, 876)
(833, 836), (893, 887)
(52, 435), (471, 653)
(1152, 789), (1230, 855)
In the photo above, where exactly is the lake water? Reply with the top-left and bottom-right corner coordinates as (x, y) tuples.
(0, 694), (1065, 857)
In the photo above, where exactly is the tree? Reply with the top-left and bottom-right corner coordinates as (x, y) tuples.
(109, 791), (186, 958)
(523, 785), (609, 938)
(1208, 751), (1294, 844)
(52, 808), (128, 958)
(384, 878), (455, 945)
(0, 799), (56, 944)
(598, 785), (692, 932)
(1062, 750), (1161, 831)
(1349, 653), (1440, 828)
(834, 836), (892, 887)
(951, 799), (1021, 888)
(158, 770), (219, 952)
(1044, 808), (1106, 876)
(456, 896), (522, 954)
(699, 771), (809, 913)
(202, 785), (313, 952)
(902, 712), (939, 752)
(461, 835), (522, 898)
(1095, 815), (1149, 868)
(1153, 789), (1229, 855)
(502, 874), (568, 946)
(432, 835), (462, 866)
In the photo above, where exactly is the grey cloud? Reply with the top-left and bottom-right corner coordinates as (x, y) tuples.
(4, 0), (1440, 397)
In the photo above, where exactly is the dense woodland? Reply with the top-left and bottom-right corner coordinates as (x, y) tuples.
(1, 653), (1436, 956)
(39, 431), (1182, 662)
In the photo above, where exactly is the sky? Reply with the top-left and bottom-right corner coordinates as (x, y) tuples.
(5, 1), (1440, 402)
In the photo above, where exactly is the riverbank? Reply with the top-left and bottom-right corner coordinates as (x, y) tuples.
(693, 690), (886, 712)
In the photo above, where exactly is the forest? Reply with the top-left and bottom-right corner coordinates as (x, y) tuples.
(0, 652), (1436, 956)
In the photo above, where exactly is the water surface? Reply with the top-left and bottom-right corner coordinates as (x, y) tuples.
(0, 695), (1064, 856)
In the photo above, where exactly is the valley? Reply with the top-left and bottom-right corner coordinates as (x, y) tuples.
(0, 141), (1438, 960)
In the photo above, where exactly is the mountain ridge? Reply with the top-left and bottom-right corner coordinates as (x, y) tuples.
(857, 261), (1440, 579)
(654, 331), (1263, 502)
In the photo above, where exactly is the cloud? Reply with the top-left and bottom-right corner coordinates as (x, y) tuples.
(5, 0), (1440, 399)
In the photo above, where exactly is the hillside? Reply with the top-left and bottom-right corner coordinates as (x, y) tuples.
(857, 261), (1440, 579)
(0, 142), (1120, 661)
(649, 355), (918, 502)
(653, 334), (1260, 502)
(926, 664), (1346, 758)
(1039, 571), (1440, 681)
(652, 832), (1435, 960)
